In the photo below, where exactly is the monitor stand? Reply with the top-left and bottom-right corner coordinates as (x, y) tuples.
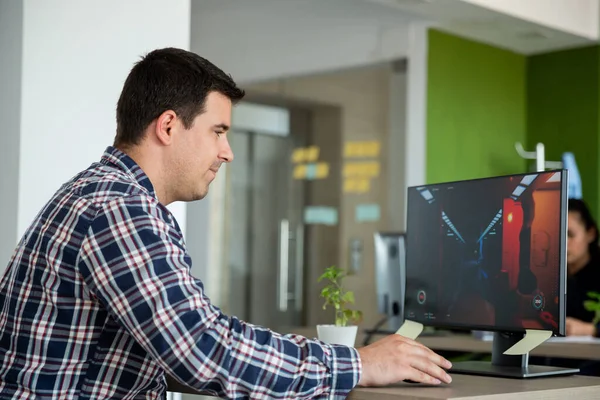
(451, 332), (580, 379)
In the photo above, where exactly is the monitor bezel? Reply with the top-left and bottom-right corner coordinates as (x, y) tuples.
(404, 169), (569, 336)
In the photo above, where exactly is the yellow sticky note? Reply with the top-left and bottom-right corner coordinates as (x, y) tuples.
(343, 178), (370, 193)
(504, 330), (552, 355)
(305, 146), (320, 162)
(344, 162), (378, 178)
(343, 163), (355, 177)
(395, 320), (424, 340)
(356, 178), (370, 193)
(293, 164), (307, 179)
(344, 141), (381, 158)
(343, 178), (356, 193)
(315, 162), (329, 179)
(364, 141), (381, 158)
(366, 162), (380, 178)
(292, 148), (306, 164)
(343, 143), (352, 158)
(344, 142), (357, 158)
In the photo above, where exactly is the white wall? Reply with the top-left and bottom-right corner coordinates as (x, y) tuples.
(17, 0), (191, 240)
(190, 0), (412, 84)
(0, 0), (23, 269)
(462, 0), (600, 40)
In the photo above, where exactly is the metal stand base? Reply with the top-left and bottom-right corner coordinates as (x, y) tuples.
(451, 332), (579, 379)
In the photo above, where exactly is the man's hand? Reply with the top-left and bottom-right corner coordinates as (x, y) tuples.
(566, 317), (597, 336)
(357, 334), (452, 386)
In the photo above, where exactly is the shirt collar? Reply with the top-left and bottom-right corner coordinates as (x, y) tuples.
(100, 146), (156, 197)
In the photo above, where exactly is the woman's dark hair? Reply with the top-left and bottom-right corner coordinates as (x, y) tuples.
(568, 198), (600, 257)
(114, 47), (245, 148)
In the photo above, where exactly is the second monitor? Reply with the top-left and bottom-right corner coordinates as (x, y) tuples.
(404, 170), (578, 378)
(374, 232), (406, 332)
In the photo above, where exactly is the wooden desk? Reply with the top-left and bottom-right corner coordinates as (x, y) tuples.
(350, 374), (600, 399)
(170, 373), (600, 400)
(169, 329), (600, 397)
(287, 327), (600, 360)
(418, 335), (600, 360)
(168, 355), (600, 399)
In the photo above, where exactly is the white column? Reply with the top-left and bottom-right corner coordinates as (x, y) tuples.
(389, 21), (430, 232)
(0, 0), (23, 270)
(387, 60), (408, 231)
(404, 22), (430, 191)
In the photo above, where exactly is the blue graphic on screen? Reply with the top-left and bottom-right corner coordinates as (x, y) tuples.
(562, 152), (581, 199)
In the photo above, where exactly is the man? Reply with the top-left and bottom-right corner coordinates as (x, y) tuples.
(0, 48), (452, 399)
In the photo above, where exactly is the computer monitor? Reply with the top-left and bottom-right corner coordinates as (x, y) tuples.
(374, 232), (406, 332)
(404, 170), (579, 378)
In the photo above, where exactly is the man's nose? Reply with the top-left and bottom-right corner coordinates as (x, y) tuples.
(219, 137), (234, 163)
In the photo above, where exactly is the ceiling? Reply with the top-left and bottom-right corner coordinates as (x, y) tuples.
(189, 0), (598, 83)
(365, 0), (597, 54)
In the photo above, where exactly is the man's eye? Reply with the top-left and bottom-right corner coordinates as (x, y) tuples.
(215, 131), (224, 137)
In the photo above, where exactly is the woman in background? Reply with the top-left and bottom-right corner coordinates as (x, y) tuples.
(565, 198), (600, 337)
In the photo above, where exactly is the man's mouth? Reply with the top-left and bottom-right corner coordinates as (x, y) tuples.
(209, 162), (222, 174)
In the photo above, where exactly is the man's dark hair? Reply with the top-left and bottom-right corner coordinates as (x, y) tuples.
(115, 47), (245, 147)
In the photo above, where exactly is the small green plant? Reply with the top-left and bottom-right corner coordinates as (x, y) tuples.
(318, 265), (362, 327)
(584, 291), (600, 326)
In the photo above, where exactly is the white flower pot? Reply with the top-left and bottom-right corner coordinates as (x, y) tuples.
(316, 324), (358, 347)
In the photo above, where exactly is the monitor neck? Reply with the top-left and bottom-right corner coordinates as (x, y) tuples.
(491, 331), (529, 368)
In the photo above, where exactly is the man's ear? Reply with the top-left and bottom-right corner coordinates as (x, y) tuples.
(154, 110), (178, 146)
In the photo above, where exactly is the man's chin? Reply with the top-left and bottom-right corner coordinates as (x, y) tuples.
(566, 256), (573, 265)
(177, 189), (208, 203)
(188, 192), (207, 202)
(194, 186), (209, 201)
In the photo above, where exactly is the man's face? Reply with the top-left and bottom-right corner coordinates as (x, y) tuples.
(566, 211), (593, 269)
(171, 91), (234, 201)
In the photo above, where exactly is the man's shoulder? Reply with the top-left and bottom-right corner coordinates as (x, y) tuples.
(71, 162), (155, 206)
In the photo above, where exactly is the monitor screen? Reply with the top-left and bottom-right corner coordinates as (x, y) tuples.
(404, 170), (568, 335)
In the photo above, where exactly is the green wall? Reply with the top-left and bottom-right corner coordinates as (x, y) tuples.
(427, 30), (600, 217)
(427, 29), (527, 184)
(527, 46), (599, 218)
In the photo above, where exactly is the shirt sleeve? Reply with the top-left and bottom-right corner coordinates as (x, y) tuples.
(77, 195), (361, 399)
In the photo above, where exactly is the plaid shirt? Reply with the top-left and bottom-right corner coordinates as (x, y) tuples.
(0, 146), (361, 399)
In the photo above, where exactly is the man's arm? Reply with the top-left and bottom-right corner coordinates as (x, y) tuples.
(77, 195), (360, 399)
(566, 316), (600, 337)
